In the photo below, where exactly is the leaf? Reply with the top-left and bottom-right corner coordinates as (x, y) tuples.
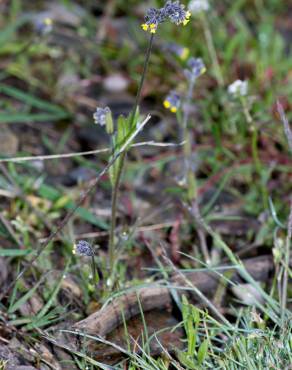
(37, 183), (108, 230)
(0, 111), (69, 124)
(269, 197), (285, 229)
(0, 84), (67, 114)
(197, 339), (209, 365)
(0, 249), (32, 257)
(177, 351), (197, 370)
(0, 15), (30, 47)
(37, 264), (69, 319)
(0, 83), (70, 124)
(8, 278), (43, 314)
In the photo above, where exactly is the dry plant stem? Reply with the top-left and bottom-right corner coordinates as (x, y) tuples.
(281, 201), (292, 324)
(0, 212), (22, 248)
(197, 217), (211, 264)
(0, 141), (181, 163)
(277, 101), (292, 153)
(162, 252), (232, 328)
(0, 115), (151, 302)
(201, 13), (224, 87)
(180, 76), (210, 263)
(96, 0), (115, 42)
(108, 34), (154, 273)
(182, 75), (196, 185)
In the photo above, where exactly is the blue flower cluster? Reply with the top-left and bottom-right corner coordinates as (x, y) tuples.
(142, 1), (191, 34)
(184, 57), (206, 80)
(163, 90), (181, 113)
(93, 107), (111, 126)
(73, 240), (94, 257)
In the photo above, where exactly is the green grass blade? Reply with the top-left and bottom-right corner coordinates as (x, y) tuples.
(36, 263), (69, 320)
(0, 249), (32, 257)
(0, 84), (68, 114)
(0, 111), (70, 124)
(8, 278), (43, 314)
(0, 15), (30, 46)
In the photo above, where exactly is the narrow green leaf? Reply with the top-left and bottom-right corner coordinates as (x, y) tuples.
(197, 339), (209, 365)
(37, 183), (108, 230)
(269, 197), (285, 229)
(177, 352), (197, 370)
(8, 278), (43, 314)
(0, 249), (32, 257)
(36, 267), (68, 320)
(0, 111), (69, 124)
(0, 84), (67, 114)
(0, 15), (30, 46)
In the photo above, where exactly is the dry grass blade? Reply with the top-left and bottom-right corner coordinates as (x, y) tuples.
(0, 141), (183, 163)
(277, 101), (292, 153)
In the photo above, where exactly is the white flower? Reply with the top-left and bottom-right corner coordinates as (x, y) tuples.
(188, 0), (210, 14)
(228, 80), (248, 97)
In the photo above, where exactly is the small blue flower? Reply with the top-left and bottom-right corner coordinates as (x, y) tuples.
(164, 1), (191, 26)
(34, 17), (53, 35)
(163, 91), (181, 113)
(73, 240), (94, 257)
(141, 1), (191, 33)
(93, 107), (111, 126)
(142, 7), (166, 33)
(165, 42), (190, 60)
(184, 57), (206, 79)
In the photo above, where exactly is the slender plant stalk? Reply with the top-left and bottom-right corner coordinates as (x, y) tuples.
(108, 34), (155, 273)
(162, 250), (233, 328)
(251, 126), (261, 175)
(241, 97), (268, 209)
(181, 76), (210, 263)
(201, 13), (224, 87)
(182, 75), (196, 192)
(281, 202), (292, 325)
(91, 255), (99, 293)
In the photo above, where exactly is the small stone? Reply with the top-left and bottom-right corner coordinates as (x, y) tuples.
(103, 74), (129, 93)
(0, 128), (18, 155)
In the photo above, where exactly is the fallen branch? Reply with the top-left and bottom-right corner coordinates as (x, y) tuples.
(73, 255), (273, 337)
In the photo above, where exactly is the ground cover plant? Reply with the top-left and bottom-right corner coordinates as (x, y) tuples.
(0, 0), (291, 369)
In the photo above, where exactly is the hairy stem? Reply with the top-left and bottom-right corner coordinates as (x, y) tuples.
(182, 76), (196, 188)
(108, 34), (154, 274)
(108, 154), (125, 272)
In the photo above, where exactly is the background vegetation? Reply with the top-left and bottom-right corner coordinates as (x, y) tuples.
(0, 0), (291, 369)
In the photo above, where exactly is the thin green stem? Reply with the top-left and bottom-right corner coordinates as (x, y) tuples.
(108, 154), (125, 272)
(130, 33), (155, 128)
(91, 255), (99, 293)
(201, 13), (224, 87)
(108, 34), (155, 275)
(251, 127), (261, 175)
